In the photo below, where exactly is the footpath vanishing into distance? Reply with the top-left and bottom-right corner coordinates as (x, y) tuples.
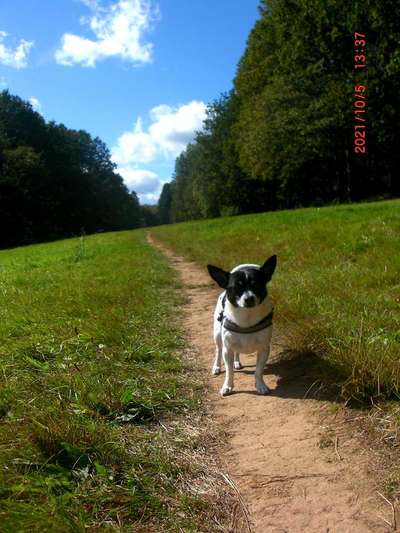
(148, 233), (393, 533)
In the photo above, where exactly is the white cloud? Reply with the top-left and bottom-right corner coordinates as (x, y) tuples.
(139, 191), (161, 204)
(56, 0), (158, 67)
(79, 0), (101, 9)
(149, 100), (207, 155)
(113, 117), (157, 164)
(112, 100), (206, 203)
(29, 97), (42, 113)
(0, 31), (34, 69)
(117, 166), (163, 203)
(149, 104), (172, 121)
(112, 100), (207, 166)
(118, 167), (159, 192)
(0, 77), (7, 88)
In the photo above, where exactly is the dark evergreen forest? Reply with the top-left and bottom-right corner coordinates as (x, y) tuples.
(158, 0), (400, 223)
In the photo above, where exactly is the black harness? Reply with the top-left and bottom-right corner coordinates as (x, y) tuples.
(217, 294), (274, 334)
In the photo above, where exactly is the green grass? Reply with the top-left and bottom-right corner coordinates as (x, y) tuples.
(0, 230), (219, 532)
(152, 199), (400, 403)
(2, 200), (399, 529)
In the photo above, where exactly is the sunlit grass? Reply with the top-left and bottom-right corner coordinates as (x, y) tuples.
(0, 230), (213, 531)
(152, 199), (400, 403)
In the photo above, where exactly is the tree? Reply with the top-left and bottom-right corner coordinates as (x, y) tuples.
(0, 90), (142, 249)
(161, 0), (400, 222)
(158, 183), (172, 224)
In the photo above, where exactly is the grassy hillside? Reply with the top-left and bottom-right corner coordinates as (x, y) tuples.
(152, 199), (400, 403)
(0, 231), (225, 532)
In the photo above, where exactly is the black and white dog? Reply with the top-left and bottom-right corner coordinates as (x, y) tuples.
(207, 256), (277, 396)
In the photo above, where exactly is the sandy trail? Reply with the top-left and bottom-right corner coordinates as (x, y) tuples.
(148, 234), (391, 533)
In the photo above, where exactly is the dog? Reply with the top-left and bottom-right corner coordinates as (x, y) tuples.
(207, 255), (277, 396)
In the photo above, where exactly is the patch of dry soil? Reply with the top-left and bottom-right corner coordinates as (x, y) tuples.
(148, 234), (393, 533)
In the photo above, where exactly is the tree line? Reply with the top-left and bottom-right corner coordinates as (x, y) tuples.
(0, 90), (150, 249)
(158, 0), (400, 224)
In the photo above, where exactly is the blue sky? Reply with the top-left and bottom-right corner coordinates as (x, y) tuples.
(0, 0), (260, 203)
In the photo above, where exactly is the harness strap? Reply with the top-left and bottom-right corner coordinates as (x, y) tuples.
(217, 293), (274, 334)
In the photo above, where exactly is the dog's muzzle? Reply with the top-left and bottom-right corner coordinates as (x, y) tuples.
(243, 295), (257, 307)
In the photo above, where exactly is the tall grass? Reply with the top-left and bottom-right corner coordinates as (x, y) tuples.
(0, 230), (219, 531)
(152, 199), (400, 403)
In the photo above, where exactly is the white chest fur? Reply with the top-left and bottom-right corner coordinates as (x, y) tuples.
(213, 291), (273, 354)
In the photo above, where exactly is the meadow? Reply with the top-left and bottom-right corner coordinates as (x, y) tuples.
(1, 199), (399, 531)
(152, 199), (400, 403)
(0, 231), (227, 532)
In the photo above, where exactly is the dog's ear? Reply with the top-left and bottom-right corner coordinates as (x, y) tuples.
(207, 265), (230, 289)
(260, 255), (277, 283)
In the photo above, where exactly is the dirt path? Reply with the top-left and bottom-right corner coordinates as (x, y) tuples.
(148, 234), (392, 533)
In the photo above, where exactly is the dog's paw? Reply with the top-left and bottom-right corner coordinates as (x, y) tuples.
(212, 366), (221, 376)
(234, 361), (243, 370)
(220, 385), (233, 396)
(256, 382), (271, 395)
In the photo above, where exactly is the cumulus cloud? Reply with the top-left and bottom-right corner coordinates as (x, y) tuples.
(118, 166), (162, 200)
(56, 0), (158, 67)
(112, 100), (206, 165)
(139, 191), (162, 204)
(149, 104), (172, 121)
(112, 100), (206, 203)
(149, 101), (207, 155)
(79, 0), (101, 9)
(0, 31), (34, 69)
(117, 167), (159, 193)
(117, 166), (163, 203)
(113, 117), (157, 164)
(29, 97), (42, 113)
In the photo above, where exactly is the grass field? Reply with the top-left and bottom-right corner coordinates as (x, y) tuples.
(1, 199), (399, 530)
(152, 199), (400, 403)
(0, 231), (228, 532)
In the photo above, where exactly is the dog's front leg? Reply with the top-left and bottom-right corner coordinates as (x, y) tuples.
(221, 347), (234, 396)
(255, 349), (270, 395)
(212, 345), (222, 375)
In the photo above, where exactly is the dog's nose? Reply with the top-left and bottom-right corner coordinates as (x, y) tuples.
(244, 295), (256, 307)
